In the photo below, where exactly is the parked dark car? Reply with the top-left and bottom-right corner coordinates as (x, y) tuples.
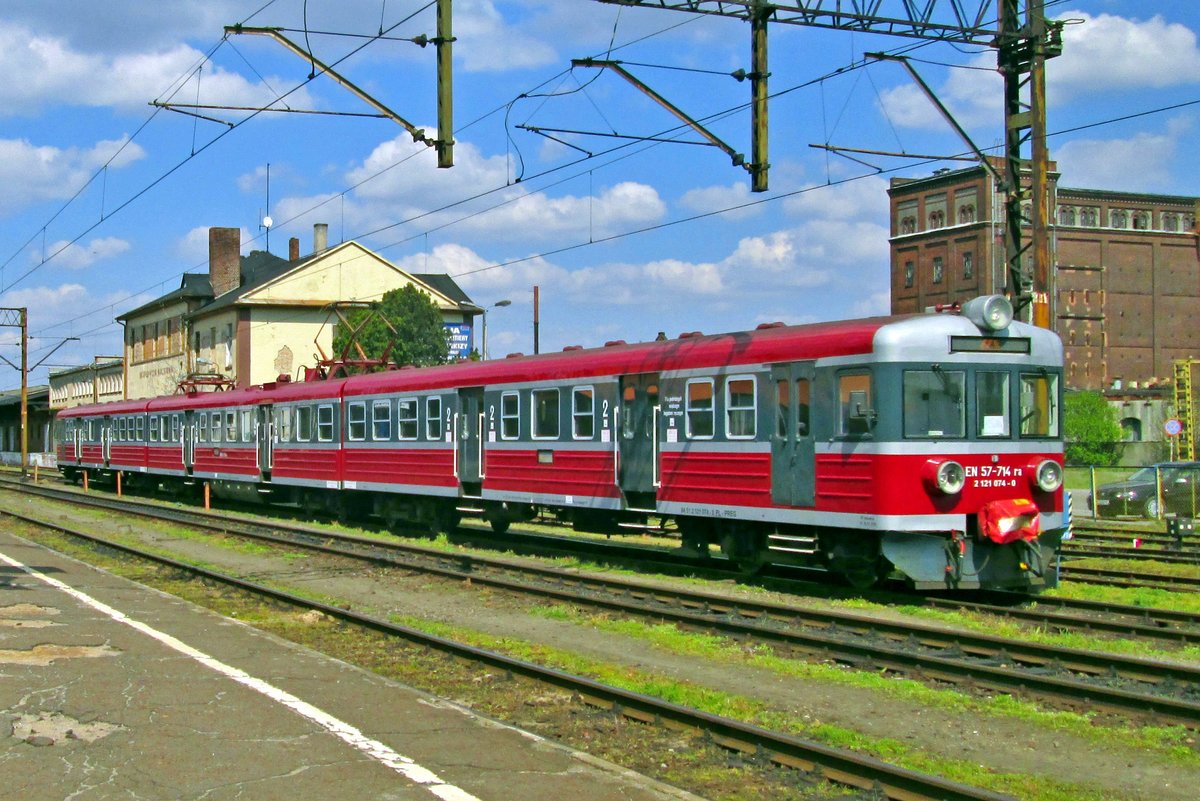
(1093, 462), (1200, 519)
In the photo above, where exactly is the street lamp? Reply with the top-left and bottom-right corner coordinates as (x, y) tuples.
(481, 299), (511, 360)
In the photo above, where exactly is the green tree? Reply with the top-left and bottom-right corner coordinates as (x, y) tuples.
(332, 284), (450, 368)
(1064, 390), (1122, 466)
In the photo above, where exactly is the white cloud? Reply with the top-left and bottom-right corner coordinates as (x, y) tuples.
(174, 226), (251, 266)
(1052, 11), (1200, 98)
(678, 183), (760, 220)
(0, 25), (314, 116)
(1054, 124), (1185, 192)
(0, 137), (145, 217)
(456, 0), (558, 73)
(309, 134), (666, 245)
(877, 12), (1200, 133)
(38, 237), (132, 270)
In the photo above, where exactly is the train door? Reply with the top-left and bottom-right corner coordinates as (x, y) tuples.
(101, 416), (113, 467)
(618, 373), (660, 508)
(256, 404), (273, 479)
(771, 362), (815, 507)
(183, 410), (196, 475)
(456, 387), (485, 494)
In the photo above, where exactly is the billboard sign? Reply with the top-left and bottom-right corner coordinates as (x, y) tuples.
(444, 323), (473, 359)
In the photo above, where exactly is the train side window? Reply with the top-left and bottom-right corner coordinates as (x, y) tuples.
(1019, 372), (1059, 437)
(197, 413), (207, 443)
(278, 407), (293, 442)
(500, 392), (520, 440)
(572, 387), (595, 439)
(685, 378), (714, 439)
(776, 381), (789, 438)
(375, 400), (395, 441)
(532, 388), (560, 440)
(136, 417), (144, 441)
(240, 410), (252, 442)
(160, 416), (170, 443)
(902, 369), (965, 438)
(170, 416), (179, 442)
(347, 402), (367, 441)
(317, 404), (335, 442)
(296, 406), (313, 442)
(725, 376), (756, 439)
(976, 371), (1011, 437)
(117, 418), (125, 442)
(210, 411), (222, 443)
(426, 397), (442, 440)
(398, 399), (420, 441)
(797, 379), (810, 436)
(150, 416), (159, 442)
(838, 373), (874, 436)
(226, 411), (237, 442)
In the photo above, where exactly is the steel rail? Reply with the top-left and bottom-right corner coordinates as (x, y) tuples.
(1057, 564), (1200, 593)
(0, 505), (1016, 801)
(7, 481), (1200, 728)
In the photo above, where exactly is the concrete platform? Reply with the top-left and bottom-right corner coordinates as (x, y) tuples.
(0, 530), (699, 801)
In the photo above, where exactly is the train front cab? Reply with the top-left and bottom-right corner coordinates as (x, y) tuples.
(868, 304), (1067, 592)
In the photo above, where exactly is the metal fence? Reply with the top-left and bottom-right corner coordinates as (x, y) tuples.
(1074, 462), (1200, 521)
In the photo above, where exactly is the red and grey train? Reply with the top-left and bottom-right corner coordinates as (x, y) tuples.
(56, 294), (1066, 592)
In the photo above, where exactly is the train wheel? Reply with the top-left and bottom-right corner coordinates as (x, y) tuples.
(832, 557), (886, 589)
(719, 526), (767, 575)
(677, 518), (712, 558)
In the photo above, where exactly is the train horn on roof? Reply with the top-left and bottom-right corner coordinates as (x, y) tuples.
(961, 294), (1013, 332)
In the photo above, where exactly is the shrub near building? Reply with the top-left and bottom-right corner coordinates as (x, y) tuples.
(1064, 390), (1123, 467)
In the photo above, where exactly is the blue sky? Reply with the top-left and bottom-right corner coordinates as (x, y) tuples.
(0, 0), (1196, 389)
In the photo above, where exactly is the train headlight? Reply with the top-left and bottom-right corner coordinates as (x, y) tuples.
(961, 294), (1014, 332)
(1032, 459), (1063, 493)
(929, 459), (966, 495)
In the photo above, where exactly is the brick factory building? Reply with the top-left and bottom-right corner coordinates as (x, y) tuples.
(888, 159), (1199, 392)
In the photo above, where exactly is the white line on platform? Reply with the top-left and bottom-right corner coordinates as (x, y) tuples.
(0, 548), (482, 801)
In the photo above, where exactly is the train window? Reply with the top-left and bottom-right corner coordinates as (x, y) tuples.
(117, 418), (125, 441)
(976, 372), (1011, 438)
(278, 407), (293, 442)
(1019, 373), (1059, 437)
(136, 416), (144, 440)
(838, 373), (874, 436)
(150, 416), (159, 442)
(573, 387), (595, 439)
(317, 404), (335, 442)
(400, 398), (424, 440)
(902, 369), (964, 439)
(426, 397), (442, 440)
(226, 412), (237, 442)
(369, 402), (393, 441)
(686, 379), (714, 439)
(197, 413), (207, 443)
(296, 406), (313, 442)
(500, 392), (520, 440)
(532, 389), (560, 440)
(211, 411), (223, 443)
(797, 380), (810, 436)
(160, 416), (170, 443)
(725, 376), (756, 439)
(776, 381), (788, 437)
(240, 410), (252, 442)
(347, 402), (367, 441)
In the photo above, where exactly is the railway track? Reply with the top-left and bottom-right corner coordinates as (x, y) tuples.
(7, 478), (1200, 731)
(0, 489), (1017, 801)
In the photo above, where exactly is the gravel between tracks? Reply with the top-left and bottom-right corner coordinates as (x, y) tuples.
(6, 492), (1200, 801)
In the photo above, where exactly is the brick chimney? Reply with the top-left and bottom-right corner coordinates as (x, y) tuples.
(209, 227), (241, 298)
(289, 237), (300, 261)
